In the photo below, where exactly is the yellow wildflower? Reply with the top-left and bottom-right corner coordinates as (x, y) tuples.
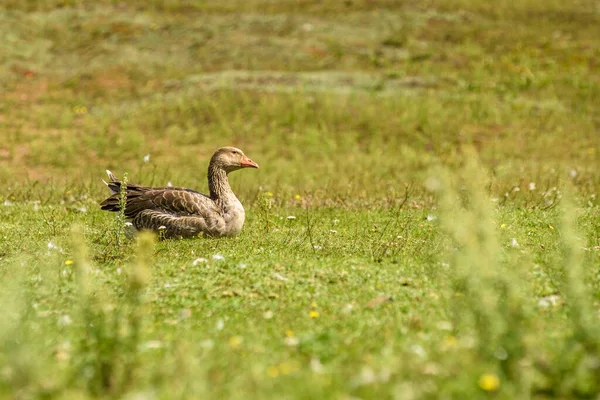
(478, 373), (500, 392)
(279, 362), (295, 375)
(294, 194), (301, 200)
(64, 260), (73, 266)
(443, 335), (457, 348)
(73, 106), (88, 115)
(309, 310), (320, 319)
(265, 192), (273, 197)
(267, 366), (279, 377)
(548, 224), (554, 230)
(285, 330), (295, 337)
(500, 223), (507, 229)
(229, 336), (243, 348)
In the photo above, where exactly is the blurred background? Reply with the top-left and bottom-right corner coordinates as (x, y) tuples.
(1, 0), (598, 206)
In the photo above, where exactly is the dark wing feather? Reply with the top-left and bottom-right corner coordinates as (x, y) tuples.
(101, 188), (215, 217)
(100, 172), (223, 238)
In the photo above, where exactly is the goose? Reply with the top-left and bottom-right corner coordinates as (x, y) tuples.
(100, 146), (259, 239)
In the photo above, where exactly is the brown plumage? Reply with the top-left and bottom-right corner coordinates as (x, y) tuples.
(100, 146), (259, 239)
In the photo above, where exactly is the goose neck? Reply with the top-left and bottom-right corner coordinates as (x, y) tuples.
(208, 164), (233, 201)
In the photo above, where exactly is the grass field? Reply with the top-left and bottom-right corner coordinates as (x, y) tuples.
(1, 0), (600, 398)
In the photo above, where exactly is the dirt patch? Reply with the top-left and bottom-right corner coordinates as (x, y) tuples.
(5, 78), (49, 103)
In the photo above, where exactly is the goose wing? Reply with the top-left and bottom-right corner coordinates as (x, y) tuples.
(101, 188), (225, 238)
(100, 170), (225, 238)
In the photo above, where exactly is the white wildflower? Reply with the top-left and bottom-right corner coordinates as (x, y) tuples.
(216, 319), (224, 330)
(238, 263), (247, 269)
(409, 344), (426, 358)
(427, 214), (436, 221)
(212, 254), (224, 261)
(510, 238), (519, 248)
(287, 215), (296, 220)
(357, 366), (377, 385)
(143, 154), (150, 163)
(569, 169), (577, 178)
(330, 229), (337, 233)
(192, 257), (208, 266)
(272, 273), (289, 281)
(528, 182), (536, 191)
(313, 245), (322, 250)
(263, 310), (273, 319)
(284, 336), (299, 346)
(538, 295), (560, 308)
(310, 358), (324, 373)
(57, 315), (72, 327)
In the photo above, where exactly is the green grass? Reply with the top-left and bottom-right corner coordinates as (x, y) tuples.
(1, 0), (600, 398)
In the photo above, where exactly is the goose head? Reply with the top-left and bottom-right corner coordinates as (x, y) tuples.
(211, 147), (259, 173)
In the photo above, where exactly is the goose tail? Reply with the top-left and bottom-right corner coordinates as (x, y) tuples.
(103, 170), (121, 195)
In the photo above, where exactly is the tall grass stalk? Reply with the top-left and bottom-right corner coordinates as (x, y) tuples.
(115, 172), (129, 250)
(434, 148), (530, 394)
(71, 226), (154, 396)
(534, 193), (600, 396)
(559, 196), (599, 350)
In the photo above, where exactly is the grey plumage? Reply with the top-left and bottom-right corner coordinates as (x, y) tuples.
(100, 147), (259, 239)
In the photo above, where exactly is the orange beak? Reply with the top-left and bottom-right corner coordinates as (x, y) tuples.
(240, 154), (259, 169)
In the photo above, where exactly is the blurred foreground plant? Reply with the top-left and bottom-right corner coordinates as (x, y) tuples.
(71, 226), (154, 396)
(433, 148), (600, 396)
(433, 147), (531, 395)
(532, 193), (600, 397)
